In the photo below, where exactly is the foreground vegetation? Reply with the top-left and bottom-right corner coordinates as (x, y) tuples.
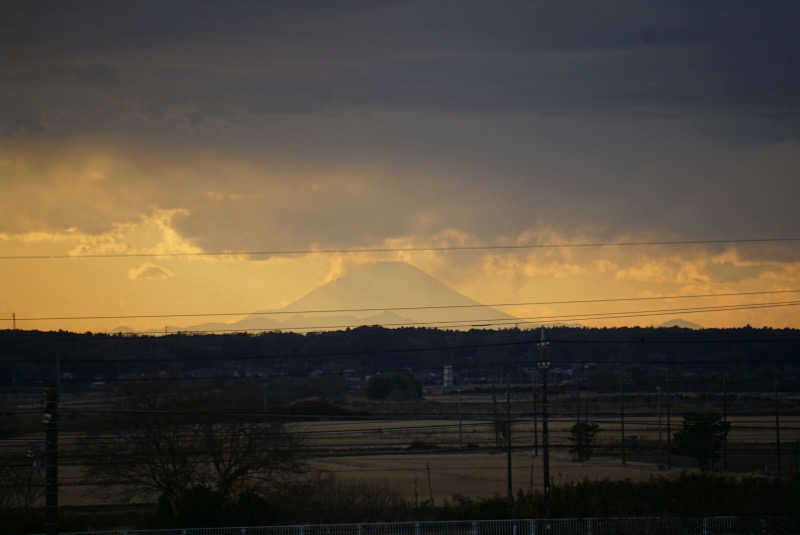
(2, 472), (798, 534)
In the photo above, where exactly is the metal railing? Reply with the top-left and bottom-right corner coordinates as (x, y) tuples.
(48, 516), (797, 535)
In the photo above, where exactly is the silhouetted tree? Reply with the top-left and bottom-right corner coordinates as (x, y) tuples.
(673, 413), (731, 471)
(569, 422), (600, 461)
(82, 389), (302, 517)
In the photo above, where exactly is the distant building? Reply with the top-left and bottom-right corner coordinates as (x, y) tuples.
(443, 365), (454, 390)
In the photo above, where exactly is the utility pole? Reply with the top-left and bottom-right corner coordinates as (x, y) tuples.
(575, 367), (581, 425)
(492, 377), (500, 448)
(775, 375), (782, 476)
(531, 373), (538, 457)
(666, 369), (672, 470)
(584, 365), (590, 423)
(620, 374), (626, 465)
(44, 383), (58, 535)
(722, 374), (728, 472)
(506, 374), (513, 503)
(537, 328), (551, 518)
(426, 461), (434, 505)
(656, 386), (662, 450)
(458, 389), (463, 449)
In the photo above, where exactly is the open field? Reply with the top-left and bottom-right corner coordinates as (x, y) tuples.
(289, 414), (800, 454)
(309, 450), (676, 502)
(30, 413), (798, 507)
(4, 387), (799, 508)
(50, 450), (672, 507)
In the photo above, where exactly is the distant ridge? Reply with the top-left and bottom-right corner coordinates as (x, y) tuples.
(659, 318), (704, 330)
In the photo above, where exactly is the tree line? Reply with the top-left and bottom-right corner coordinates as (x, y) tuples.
(2, 326), (798, 391)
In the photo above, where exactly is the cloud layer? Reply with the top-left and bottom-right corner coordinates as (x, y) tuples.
(1, 1), (799, 329)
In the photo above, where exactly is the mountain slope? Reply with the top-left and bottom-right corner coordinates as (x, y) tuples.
(186, 262), (517, 332)
(282, 262), (516, 327)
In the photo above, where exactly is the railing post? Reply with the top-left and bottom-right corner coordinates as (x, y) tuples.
(472, 520), (479, 535)
(415, 522), (420, 535)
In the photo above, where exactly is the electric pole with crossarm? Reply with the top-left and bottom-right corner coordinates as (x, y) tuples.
(537, 327), (551, 518)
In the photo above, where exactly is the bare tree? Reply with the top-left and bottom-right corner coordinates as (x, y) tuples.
(0, 450), (44, 511)
(82, 387), (302, 513)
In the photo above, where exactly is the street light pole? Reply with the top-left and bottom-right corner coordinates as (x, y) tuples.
(537, 327), (551, 518)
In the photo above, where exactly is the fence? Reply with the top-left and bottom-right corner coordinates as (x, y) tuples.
(50, 517), (796, 535)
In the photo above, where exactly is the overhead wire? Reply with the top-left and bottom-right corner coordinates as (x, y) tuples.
(102, 298), (800, 335)
(9, 288), (800, 323)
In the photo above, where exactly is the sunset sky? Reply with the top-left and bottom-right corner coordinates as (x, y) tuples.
(2, 1), (799, 332)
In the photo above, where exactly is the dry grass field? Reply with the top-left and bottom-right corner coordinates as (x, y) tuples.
(288, 414), (800, 452)
(5, 389), (799, 508)
(309, 450), (673, 502)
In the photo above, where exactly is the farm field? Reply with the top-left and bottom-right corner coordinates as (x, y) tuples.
(289, 414), (800, 453)
(41, 413), (798, 507)
(309, 450), (673, 502)
(4, 386), (798, 509)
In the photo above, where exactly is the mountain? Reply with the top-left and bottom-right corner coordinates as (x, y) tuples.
(659, 318), (704, 330)
(187, 262), (517, 333)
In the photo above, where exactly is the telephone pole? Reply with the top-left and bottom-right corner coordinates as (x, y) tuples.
(620, 374), (626, 464)
(537, 328), (551, 518)
(44, 384), (58, 535)
(656, 386), (662, 450)
(775, 375), (782, 476)
(722, 374), (728, 471)
(531, 372), (538, 457)
(492, 377), (500, 448)
(458, 389), (463, 449)
(506, 374), (513, 502)
(666, 369), (672, 470)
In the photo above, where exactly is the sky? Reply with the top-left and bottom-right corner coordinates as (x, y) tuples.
(1, 1), (799, 332)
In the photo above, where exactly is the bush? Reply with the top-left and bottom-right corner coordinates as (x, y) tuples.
(365, 371), (422, 400)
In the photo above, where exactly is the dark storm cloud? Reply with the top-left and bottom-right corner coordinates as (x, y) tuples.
(3, 0), (799, 122)
(1, 1), (799, 256)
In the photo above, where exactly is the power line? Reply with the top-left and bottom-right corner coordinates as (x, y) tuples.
(2, 237), (799, 260)
(445, 300), (800, 330)
(11, 289), (800, 322)
(114, 299), (800, 335)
